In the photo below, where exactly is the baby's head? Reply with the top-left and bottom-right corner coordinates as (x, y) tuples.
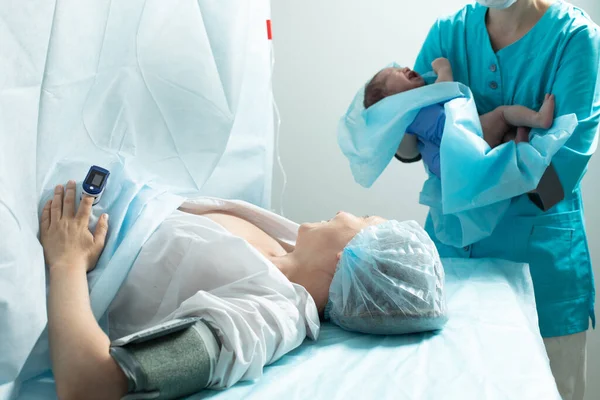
(363, 67), (425, 109)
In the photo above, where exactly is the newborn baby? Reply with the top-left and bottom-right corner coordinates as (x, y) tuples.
(363, 58), (556, 176)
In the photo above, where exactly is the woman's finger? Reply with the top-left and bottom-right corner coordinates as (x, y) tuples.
(62, 180), (77, 218)
(40, 200), (52, 233)
(94, 213), (109, 250)
(77, 194), (95, 222)
(50, 185), (64, 222)
(516, 127), (531, 144)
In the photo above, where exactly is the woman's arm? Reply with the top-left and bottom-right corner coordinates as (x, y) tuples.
(414, 21), (443, 76)
(451, 26), (600, 209)
(548, 27), (600, 195)
(41, 182), (127, 400)
(413, 20), (600, 211)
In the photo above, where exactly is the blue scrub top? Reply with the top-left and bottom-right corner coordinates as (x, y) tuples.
(413, 1), (600, 338)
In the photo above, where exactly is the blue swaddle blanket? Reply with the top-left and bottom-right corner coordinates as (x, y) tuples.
(338, 69), (577, 247)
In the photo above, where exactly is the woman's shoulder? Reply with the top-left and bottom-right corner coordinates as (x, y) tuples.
(548, 1), (599, 36)
(554, 1), (598, 24)
(432, 2), (599, 36)
(542, 1), (600, 56)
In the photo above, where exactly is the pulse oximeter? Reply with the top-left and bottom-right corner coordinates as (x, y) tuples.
(82, 165), (110, 206)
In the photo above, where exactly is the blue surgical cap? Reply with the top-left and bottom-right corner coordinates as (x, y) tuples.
(325, 220), (447, 335)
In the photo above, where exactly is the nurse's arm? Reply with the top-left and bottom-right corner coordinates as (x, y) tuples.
(545, 27), (600, 196)
(414, 21), (444, 77)
(530, 28), (600, 210)
(414, 24), (455, 82)
(40, 183), (127, 400)
(414, 21), (600, 209)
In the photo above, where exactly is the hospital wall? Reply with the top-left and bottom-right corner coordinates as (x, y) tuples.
(270, 1), (600, 399)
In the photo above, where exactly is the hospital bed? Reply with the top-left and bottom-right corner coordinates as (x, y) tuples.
(196, 259), (561, 400)
(0, 1), (559, 399)
(14, 258), (560, 400)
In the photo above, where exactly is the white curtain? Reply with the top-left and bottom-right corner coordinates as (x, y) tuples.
(0, 0), (274, 390)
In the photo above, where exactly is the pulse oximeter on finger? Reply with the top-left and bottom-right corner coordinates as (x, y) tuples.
(82, 165), (110, 206)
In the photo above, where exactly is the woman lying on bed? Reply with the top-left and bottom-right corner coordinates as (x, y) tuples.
(40, 180), (445, 400)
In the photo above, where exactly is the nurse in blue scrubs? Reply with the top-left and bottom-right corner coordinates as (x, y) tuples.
(413, 1), (600, 399)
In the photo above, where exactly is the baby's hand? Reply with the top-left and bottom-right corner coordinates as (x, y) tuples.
(431, 58), (451, 73)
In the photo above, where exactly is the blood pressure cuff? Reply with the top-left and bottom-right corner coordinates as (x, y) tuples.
(394, 133), (422, 163)
(110, 317), (221, 400)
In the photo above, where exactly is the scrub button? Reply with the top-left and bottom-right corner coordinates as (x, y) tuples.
(489, 64), (497, 72)
(490, 81), (498, 90)
(463, 246), (470, 252)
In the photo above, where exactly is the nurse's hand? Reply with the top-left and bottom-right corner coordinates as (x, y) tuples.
(40, 181), (109, 273)
(480, 108), (513, 148)
(501, 126), (530, 144)
(515, 127), (530, 144)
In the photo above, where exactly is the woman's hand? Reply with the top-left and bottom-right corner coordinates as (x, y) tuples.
(40, 181), (109, 273)
(480, 108), (513, 148)
(43, 182), (127, 400)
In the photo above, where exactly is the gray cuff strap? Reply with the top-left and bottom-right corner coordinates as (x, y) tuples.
(528, 163), (564, 211)
(110, 318), (220, 400)
(394, 153), (422, 163)
(396, 133), (421, 162)
(110, 346), (145, 394)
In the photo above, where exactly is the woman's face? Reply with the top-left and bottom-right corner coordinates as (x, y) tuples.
(296, 212), (386, 264)
(291, 212), (386, 313)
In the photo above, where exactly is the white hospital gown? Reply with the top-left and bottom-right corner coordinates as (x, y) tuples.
(108, 198), (320, 388)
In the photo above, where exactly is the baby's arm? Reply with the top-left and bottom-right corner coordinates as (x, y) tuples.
(500, 94), (555, 130)
(432, 58), (454, 83)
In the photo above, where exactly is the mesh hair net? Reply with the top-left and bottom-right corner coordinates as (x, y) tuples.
(325, 220), (447, 335)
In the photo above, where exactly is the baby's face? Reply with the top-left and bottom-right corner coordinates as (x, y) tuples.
(378, 67), (425, 95)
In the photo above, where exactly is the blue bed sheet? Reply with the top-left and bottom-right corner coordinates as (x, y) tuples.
(193, 258), (560, 400)
(14, 258), (560, 400)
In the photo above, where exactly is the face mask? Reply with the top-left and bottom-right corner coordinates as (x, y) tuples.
(476, 0), (518, 9)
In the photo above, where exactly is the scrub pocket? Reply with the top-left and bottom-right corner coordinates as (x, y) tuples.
(528, 225), (572, 290)
(527, 214), (589, 302)
(526, 212), (594, 337)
